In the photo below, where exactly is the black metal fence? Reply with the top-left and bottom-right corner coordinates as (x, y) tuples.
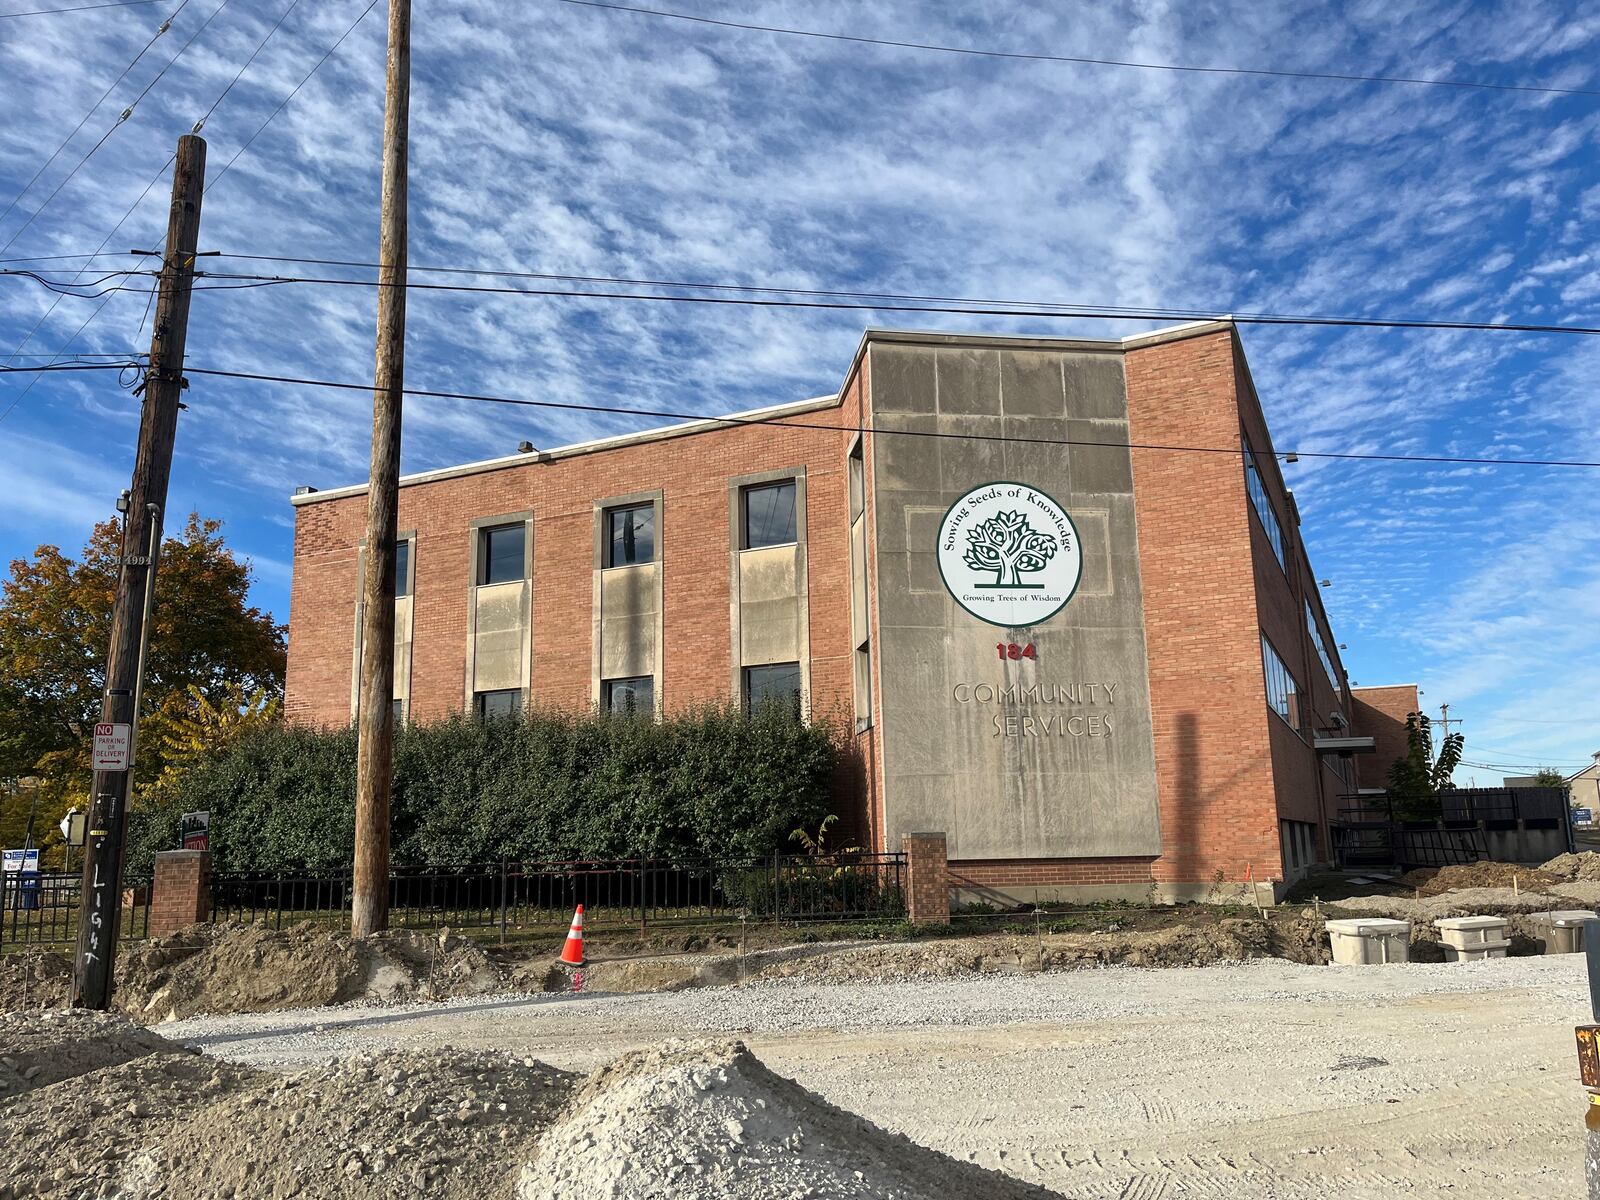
(0, 871), (152, 947)
(211, 853), (906, 933)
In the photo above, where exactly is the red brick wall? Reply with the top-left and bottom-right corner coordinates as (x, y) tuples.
(1123, 330), (1284, 885)
(1352, 684), (1421, 789)
(902, 832), (949, 924)
(150, 850), (211, 937)
(288, 385), (878, 832)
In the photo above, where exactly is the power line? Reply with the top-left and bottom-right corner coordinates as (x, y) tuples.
(190, 0), (302, 134)
(0, 1), (161, 17)
(0, 0), (187, 233)
(204, 0), (381, 195)
(179, 364), (1600, 470)
(555, 0), (1600, 101)
(184, 266), (1600, 339)
(0, 0), (231, 256)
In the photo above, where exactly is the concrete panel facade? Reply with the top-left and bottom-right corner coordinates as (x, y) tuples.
(868, 339), (1163, 862)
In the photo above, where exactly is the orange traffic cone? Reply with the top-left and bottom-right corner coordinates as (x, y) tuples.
(559, 904), (586, 965)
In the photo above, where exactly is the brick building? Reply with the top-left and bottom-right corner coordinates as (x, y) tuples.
(286, 320), (1390, 901)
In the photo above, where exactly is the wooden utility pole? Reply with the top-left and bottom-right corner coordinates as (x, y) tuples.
(72, 134), (206, 1009)
(351, 0), (411, 939)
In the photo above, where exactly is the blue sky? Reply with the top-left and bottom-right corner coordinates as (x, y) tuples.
(1, 0), (1598, 782)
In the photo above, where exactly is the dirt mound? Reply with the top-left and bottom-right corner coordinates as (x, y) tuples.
(757, 919), (1282, 985)
(0, 1048), (263, 1199)
(1399, 862), (1558, 896)
(113, 922), (513, 1021)
(1542, 851), (1600, 881)
(0, 1010), (180, 1099)
(0, 947), (71, 1011)
(1330, 886), (1566, 923)
(150, 1048), (576, 1197)
(517, 1040), (1060, 1199)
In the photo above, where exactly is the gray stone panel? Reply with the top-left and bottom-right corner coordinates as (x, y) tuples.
(599, 564), (658, 680)
(869, 340), (1162, 861)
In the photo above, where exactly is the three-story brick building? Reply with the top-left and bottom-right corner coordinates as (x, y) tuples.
(286, 320), (1381, 901)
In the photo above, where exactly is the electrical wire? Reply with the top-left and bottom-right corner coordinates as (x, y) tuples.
(0, 0), (187, 233)
(203, 0), (381, 195)
(0, 0), (231, 256)
(178, 365), (1600, 470)
(555, 0), (1600, 101)
(189, 0), (303, 134)
(0, 0), (160, 16)
(185, 267), (1600, 339)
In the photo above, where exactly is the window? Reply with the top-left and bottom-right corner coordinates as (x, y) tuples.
(391, 698), (405, 727)
(1260, 635), (1301, 731)
(1305, 600), (1339, 693)
(743, 481), (797, 549)
(475, 688), (521, 720)
(854, 644), (872, 729)
(603, 676), (654, 716)
(606, 503), (655, 567)
(479, 523), (525, 585)
(1241, 433), (1285, 569)
(848, 445), (864, 521)
(394, 538), (411, 597)
(744, 662), (802, 715)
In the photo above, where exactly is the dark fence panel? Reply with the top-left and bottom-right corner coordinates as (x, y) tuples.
(0, 871), (151, 947)
(210, 853), (906, 934)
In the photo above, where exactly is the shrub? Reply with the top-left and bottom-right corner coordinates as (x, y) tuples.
(127, 705), (840, 876)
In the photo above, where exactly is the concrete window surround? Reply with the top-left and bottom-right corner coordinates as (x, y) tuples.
(727, 467), (811, 716)
(592, 489), (664, 715)
(463, 511), (534, 712)
(350, 529), (417, 723)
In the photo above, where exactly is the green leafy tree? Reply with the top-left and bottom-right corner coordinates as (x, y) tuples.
(1386, 712), (1464, 820)
(0, 515), (285, 865)
(1532, 768), (1568, 789)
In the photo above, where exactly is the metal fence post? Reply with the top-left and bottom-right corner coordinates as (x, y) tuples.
(498, 859), (508, 944)
(638, 854), (647, 936)
(771, 850), (781, 926)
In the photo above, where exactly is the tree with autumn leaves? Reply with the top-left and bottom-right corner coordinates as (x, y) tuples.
(0, 514), (285, 864)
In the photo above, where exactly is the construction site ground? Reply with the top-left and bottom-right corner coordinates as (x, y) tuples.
(158, 952), (1584, 1199)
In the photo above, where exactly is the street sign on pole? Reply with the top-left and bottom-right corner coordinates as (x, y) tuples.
(91, 723), (132, 772)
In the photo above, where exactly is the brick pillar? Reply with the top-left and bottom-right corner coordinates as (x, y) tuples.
(150, 850), (212, 937)
(901, 832), (949, 926)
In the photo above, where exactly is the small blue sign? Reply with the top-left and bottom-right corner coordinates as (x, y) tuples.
(1575, 808), (1594, 827)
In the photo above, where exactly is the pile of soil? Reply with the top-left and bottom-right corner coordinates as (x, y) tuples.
(516, 1040), (1060, 1199)
(0, 1011), (575, 1200)
(0, 947), (72, 1011)
(149, 1048), (574, 1198)
(753, 918), (1301, 985)
(0, 1009), (176, 1099)
(2, 923), (518, 1024)
(1329, 887), (1567, 923)
(1542, 851), (1600, 882)
(1399, 862), (1560, 896)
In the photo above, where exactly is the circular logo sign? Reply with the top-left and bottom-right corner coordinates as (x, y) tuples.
(936, 481), (1083, 628)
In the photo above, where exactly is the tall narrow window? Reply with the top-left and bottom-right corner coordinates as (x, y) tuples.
(743, 481), (797, 549)
(1260, 634), (1301, 731)
(1305, 600), (1340, 692)
(744, 662), (802, 715)
(602, 676), (654, 716)
(1241, 433), (1286, 570)
(479, 523), (525, 585)
(475, 688), (521, 720)
(394, 538), (411, 597)
(606, 503), (655, 567)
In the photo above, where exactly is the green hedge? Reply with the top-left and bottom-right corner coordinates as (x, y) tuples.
(126, 705), (840, 876)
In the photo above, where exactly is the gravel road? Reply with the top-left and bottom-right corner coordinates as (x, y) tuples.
(164, 955), (1589, 1199)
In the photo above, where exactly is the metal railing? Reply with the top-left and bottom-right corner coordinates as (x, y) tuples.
(211, 852), (906, 933)
(0, 871), (152, 947)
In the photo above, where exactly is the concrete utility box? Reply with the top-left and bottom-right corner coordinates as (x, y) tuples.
(1325, 918), (1412, 965)
(1528, 910), (1598, 955)
(1433, 916), (1510, 962)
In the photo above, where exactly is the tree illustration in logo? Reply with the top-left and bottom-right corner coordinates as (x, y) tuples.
(963, 510), (1058, 588)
